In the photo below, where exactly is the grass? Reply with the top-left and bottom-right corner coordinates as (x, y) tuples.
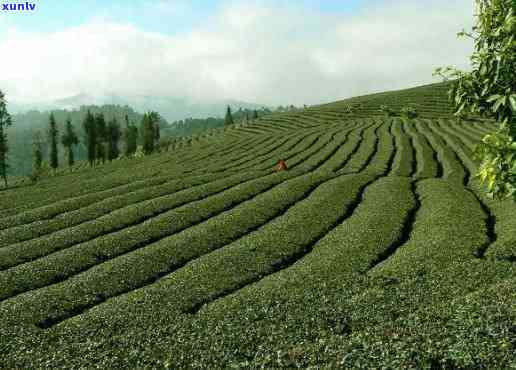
(0, 81), (514, 369)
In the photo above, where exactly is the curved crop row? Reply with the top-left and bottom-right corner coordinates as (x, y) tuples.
(174, 176), (414, 326)
(363, 119), (395, 175)
(162, 134), (254, 167)
(427, 120), (476, 178)
(449, 121), (485, 145)
(260, 118), (309, 130)
(371, 178), (488, 278)
(0, 173), (185, 232)
(415, 119), (465, 185)
(403, 120), (439, 179)
(0, 170), (321, 303)
(175, 134), (270, 168)
(429, 121), (516, 262)
(209, 130), (322, 174)
(0, 139), (249, 224)
(179, 134), (279, 175)
(0, 171), (340, 327)
(338, 119), (382, 173)
(231, 176), (415, 284)
(296, 125), (367, 172)
(259, 117), (312, 130)
(316, 120), (374, 172)
(0, 172), (234, 246)
(253, 130), (333, 171)
(0, 164), (167, 216)
(435, 119), (475, 158)
(0, 129), (358, 286)
(0, 170), (269, 271)
(6, 172), (378, 329)
(231, 126), (272, 136)
(389, 118), (413, 177)
(176, 134), (285, 176)
(0, 136), (252, 217)
(233, 131), (321, 172)
(457, 119), (492, 138)
(216, 126), (335, 172)
(181, 137), (289, 174)
(247, 120), (292, 132)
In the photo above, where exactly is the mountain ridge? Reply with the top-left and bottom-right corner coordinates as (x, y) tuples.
(9, 93), (268, 121)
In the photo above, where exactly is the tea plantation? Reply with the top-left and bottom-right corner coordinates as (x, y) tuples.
(0, 82), (514, 369)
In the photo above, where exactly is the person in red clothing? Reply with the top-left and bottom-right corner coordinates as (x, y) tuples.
(276, 159), (288, 171)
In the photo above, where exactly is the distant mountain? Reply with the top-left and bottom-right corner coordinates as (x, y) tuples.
(10, 93), (267, 121)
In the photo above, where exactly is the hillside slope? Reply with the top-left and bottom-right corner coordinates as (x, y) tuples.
(0, 82), (514, 369)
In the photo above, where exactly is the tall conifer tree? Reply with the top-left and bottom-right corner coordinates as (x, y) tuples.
(61, 117), (79, 170)
(124, 114), (138, 156)
(0, 90), (12, 188)
(224, 106), (234, 126)
(95, 113), (107, 164)
(83, 110), (97, 167)
(154, 121), (161, 152)
(142, 113), (154, 155)
(48, 113), (59, 173)
(107, 117), (121, 161)
(32, 132), (43, 180)
(140, 111), (161, 155)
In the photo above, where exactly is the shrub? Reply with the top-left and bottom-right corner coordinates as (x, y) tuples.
(401, 106), (418, 119)
(380, 105), (397, 117)
(133, 146), (145, 158)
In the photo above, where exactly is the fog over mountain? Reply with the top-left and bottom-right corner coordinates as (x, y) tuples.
(8, 93), (266, 121)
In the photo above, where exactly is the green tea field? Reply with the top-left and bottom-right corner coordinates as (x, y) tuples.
(1, 83), (515, 368)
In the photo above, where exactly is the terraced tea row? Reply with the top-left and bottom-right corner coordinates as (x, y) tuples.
(1, 117), (399, 323)
(0, 122), (333, 236)
(389, 118), (414, 177)
(1, 86), (515, 369)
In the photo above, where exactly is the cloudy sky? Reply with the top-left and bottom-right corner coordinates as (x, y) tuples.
(0, 0), (475, 106)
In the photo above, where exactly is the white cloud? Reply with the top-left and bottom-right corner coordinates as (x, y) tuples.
(0, 0), (475, 106)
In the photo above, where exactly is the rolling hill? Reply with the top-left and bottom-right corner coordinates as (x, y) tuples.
(0, 82), (514, 369)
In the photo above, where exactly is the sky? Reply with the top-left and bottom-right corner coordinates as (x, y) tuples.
(0, 0), (475, 106)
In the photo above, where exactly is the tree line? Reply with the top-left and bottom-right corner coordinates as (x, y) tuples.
(164, 106), (273, 138)
(33, 110), (161, 179)
(222, 105), (303, 127)
(0, 90), (163, 188)
(6, 105), (154, 177)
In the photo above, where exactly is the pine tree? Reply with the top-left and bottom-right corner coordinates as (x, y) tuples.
(154, 121), (161, 152)
(142, 112), (155, 155)
(224, 106), (234, 126)
(141, 113), (150, 154)
(107, 117), (121, 161)
(252, 110), (258, 120)
(141, 111), (161, 155)
(48, 113), (59, 174)
(0, 90), (12, 188)
(61, 117), (79, 170)
(83, 110), (97, 167)
(95, 113), (107, 164)
(124, 114), (138, 156)
(32, 132), (43, 181)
